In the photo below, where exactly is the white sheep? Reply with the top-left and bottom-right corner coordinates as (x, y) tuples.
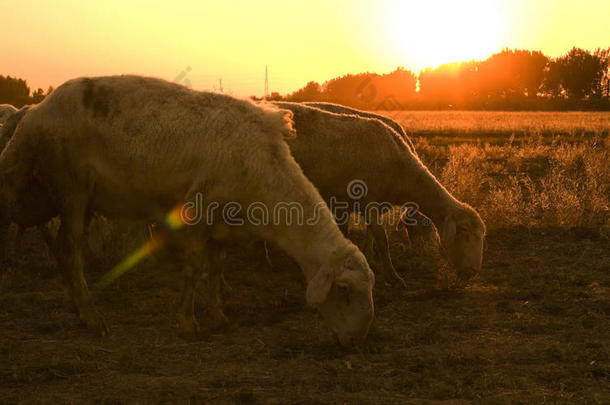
(0, 75), (375, 347)
(272, 102), (486, 283)
(300, 102), (433, 280)
(0, 106), (31, 153)
(0, 104), (17, 125)
(303, 102), (416, 153)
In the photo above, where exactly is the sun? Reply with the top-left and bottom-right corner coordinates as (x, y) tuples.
(384, 0), (508, 70)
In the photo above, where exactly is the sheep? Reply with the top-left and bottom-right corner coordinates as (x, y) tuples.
(0, 106), (31, 153)
(302, 102), (416, 153)
(0, 104), (18, 125)
(0, 105), (56, 269)
(272, 102), (486, 283)
(1, 106), (152, 268)
(300, 102), (433, 280)
(0, 75), (375, 347)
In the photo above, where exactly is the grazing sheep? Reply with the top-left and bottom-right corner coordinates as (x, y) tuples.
(0, 106), (31, 152)
(1, 106), (151, 268)
(1, 106), (53, 249)
(272, 102), (486, 283)
(0, 75), (375, 346)
(301, 102), (431, 280)
(0, 105), (55, 269)
(302, 102), (416, 153)
(0, 104), (18, 124)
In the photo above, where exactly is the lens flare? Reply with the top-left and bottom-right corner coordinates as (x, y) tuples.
(165, 204), (188, 230)
(94, 204), (188, 289)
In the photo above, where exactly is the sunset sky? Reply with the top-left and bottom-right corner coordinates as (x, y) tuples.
(1, 0), (609, 97)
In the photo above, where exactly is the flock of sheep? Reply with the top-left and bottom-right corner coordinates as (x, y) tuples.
(0, 75), (485, 348)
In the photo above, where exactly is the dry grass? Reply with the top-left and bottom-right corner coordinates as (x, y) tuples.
(388, 111), (610, 137)
(1, 111), (609, 404)
(418, 137), (610, 233)
(383, 111), (610, 233)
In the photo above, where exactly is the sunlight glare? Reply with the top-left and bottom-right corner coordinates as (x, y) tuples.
(385, 0), (508, 69)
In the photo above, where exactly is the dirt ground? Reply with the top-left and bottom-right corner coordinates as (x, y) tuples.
(0, 224), (608, 404)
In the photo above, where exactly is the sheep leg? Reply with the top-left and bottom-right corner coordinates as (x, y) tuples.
(57, 201), (107, 335)
(176, 237), (206, 337)
(13, 225), (24, 254)
(368, 213), (407, 289)
(176, 235), (228, 336)
(404, 212), (435, 253)
(0, 222), (12, 270)
(82, 216), (97, 265)
(2, 225), (26, 268)
(39, 223), (58, 259)
(176, 263), (205, 337)
(363, 226), (375, 259)
(255, 239), (273, 271)
(263, 240), (273, 269)
(200, 241), (230, 330)
(220, 271), (232, 294)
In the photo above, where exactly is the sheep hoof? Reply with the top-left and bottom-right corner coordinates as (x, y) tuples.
(384, 267), (409, 290)
(457, 268), (477, 282)
(177, 318), (202, 340)
(383, 279), (408, 289)
(81, 311), (109, 336)
(395, 277), (408, 290)
(221, 276), (233, 294)
(207, 309), (230, 331)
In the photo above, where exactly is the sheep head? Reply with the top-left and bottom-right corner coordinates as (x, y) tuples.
(438, 204), (486, 281)
(306, 245), (375, 348)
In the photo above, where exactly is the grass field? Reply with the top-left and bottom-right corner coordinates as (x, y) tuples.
(1, 112), (609, 404)
(389, 111), (610, 139)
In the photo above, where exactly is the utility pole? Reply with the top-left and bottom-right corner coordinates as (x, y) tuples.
(264, 65), (269, 99)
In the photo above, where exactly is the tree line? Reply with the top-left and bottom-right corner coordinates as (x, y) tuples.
(266, 47), (610, 110)
(0, 75), (53, 108)
(3, 46), (609, 110)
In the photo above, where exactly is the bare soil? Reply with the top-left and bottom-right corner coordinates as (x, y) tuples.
(1, 225), (608, 404)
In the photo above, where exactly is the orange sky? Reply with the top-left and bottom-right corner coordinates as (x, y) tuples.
(1, 0), (608, 97)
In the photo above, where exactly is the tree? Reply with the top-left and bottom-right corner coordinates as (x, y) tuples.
(517, 50), (549, 97)
(277, 47), (609, 110)
(554, 47), (609, 99)
(374, 67), (417, 106)
(287, 81), (322, 102)
(266, 91), (284, 101)
(30, 88), (45, 104)
(287, 68), (417, 108)
(477, 49), (549, 104)
(419, 61), (479, 108)
(543, 60), (565, 98)
(0, 76), (53, 106)
(325, 73), (375, 106)
(0, 75), (31, 107)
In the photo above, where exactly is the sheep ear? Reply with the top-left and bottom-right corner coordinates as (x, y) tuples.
(306, 265), (334, 307)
